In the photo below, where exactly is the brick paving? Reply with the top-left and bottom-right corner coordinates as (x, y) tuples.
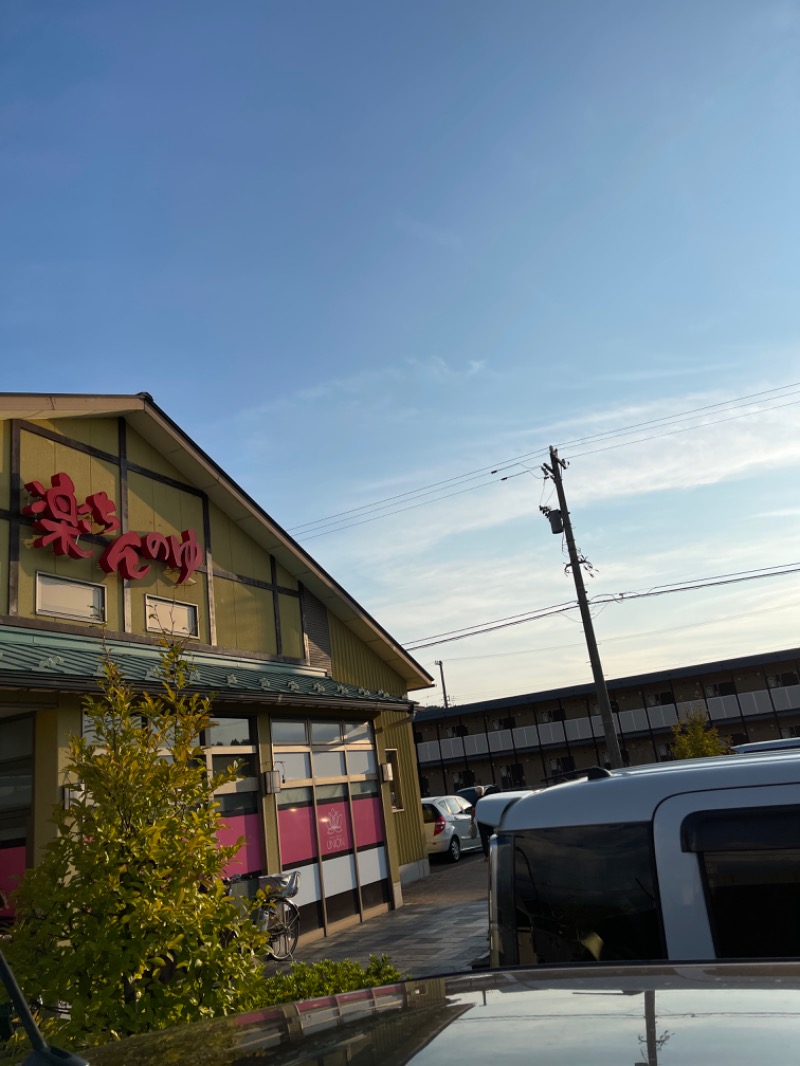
(287, 853), (490, 979)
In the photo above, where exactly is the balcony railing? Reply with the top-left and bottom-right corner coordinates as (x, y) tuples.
(415, 686), (800, 766)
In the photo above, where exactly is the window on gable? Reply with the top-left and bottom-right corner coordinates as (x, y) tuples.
(145, 596), (198, 638)
(36, 572), (106, 623)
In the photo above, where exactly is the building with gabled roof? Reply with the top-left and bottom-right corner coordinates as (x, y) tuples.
(0, 392), (433, 940)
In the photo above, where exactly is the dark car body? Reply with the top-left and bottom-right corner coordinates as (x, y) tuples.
(86, 962), (800, 1065)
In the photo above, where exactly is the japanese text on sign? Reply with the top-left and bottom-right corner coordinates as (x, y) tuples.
(23, 472), (203, 585)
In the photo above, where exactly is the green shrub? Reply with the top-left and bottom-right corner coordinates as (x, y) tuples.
(2, 643), (271, 1050)
(259, 955), (405, 1005)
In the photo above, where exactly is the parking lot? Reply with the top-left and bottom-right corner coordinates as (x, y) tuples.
(293, 852), (490, 978)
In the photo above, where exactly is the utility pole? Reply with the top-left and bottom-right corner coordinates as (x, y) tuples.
(434, 659), (450, 709)
(542, 446), (623, 769)
(636, 991), (664, 1065)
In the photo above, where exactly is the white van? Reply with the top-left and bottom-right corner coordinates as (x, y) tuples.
(487, 752), (800, 967)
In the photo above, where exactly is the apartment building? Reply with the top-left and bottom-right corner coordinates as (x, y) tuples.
(414, 648), (800, 795)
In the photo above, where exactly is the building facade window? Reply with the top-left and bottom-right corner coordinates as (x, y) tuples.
(540, 709), (565, 723)
(548, 756), (575, 777)
(36, 572), (105, 623)
(145, 596), (199, 638)
(768, 672), (799, 689)
(447, 724), (469, 738)
(385, 750), (403, 811)
(646, 691), (674, 707)
(272, 717), (389, 931)
(201, 714), (262, 895)
(502, 763), (527, 788)
(705, 681), (737, 698)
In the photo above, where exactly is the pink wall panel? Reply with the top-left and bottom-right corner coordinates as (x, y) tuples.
(218, 813), (265, 879)
(278, 805), (318, 866)
(317, 800), (353, 857)
(352, 797), (384, 849)
(0, 845), (26, 917)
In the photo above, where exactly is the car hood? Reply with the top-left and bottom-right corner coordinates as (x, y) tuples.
(87, 962), (800, 1065)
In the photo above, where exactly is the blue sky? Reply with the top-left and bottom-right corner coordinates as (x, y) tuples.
(3, 1), (800, 704)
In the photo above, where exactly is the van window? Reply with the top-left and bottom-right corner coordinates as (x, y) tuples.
(507, 823), (665, 965)
(682, 804), (800, 958)
(701, 849), (800, 958)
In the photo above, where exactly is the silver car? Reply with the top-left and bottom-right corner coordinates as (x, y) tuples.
(421, 795), (483, 862)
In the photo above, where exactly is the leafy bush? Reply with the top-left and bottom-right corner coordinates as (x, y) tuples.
(259, 955), (405, 1005)
(2, 643), (271, 1050)
(671, 706), (732, 759)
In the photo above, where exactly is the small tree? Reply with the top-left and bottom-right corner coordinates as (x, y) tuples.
(671, 706), (732, 760)
(4, 642), (270, 1047)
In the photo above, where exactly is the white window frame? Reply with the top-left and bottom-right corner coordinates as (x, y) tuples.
(386, 748), (403, 811)
(36, 571), (106, 623)
(145, 595), (199, 638)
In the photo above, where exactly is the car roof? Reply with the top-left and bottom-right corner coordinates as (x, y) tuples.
(422, 795), (465, 805)
(499, 750), (800, 831)
(733, 737), (800, 753)
(88, 961), (800, 1065)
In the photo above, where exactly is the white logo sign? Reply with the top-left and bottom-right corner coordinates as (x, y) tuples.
(324, 806), (346, 851)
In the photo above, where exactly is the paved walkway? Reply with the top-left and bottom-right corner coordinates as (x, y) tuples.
(289, 853), (490, 979)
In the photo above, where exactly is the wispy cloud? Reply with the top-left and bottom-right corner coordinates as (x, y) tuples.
(301, 395), (800, 565)
(756, 508), (800, 519)
(593, 361), (740, 385)
(403, 355), (488, 381)
(234, 356), (492, 420)
(394, 214), (462, 250)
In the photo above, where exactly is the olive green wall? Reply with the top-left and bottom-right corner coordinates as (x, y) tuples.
(8, 416), (306, 662)
(328, 614), (407, 696)
(376, 709), (427, 867)
(30, 694), (82, 859)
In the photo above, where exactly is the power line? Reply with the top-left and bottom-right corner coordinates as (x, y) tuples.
(569, 395), (800, 460)
(289, 381), (800, 540)
(404, 562), (800, 650)
(419, 597), (800, 669)
(298, 468), (534, 541)
(558, 381), (800, 450)
(288, 458), (531, 535)
(419, 613), (800, 706)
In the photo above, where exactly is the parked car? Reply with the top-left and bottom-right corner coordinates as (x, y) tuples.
(83, 961), (800, 1065)
(421, 795), (484, 862)
(488, 750), (800, 968)
(732, 736), (800, 754)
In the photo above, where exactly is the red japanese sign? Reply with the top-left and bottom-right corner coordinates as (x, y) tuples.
(23, 472), (202, 585)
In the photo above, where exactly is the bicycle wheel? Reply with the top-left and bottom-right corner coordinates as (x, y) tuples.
(267, 899), (300, 961)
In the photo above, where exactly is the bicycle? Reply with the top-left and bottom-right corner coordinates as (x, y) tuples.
(255, 871), (301, 961)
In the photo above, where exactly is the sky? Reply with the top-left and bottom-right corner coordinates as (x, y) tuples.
(2, 1), (800, 706)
